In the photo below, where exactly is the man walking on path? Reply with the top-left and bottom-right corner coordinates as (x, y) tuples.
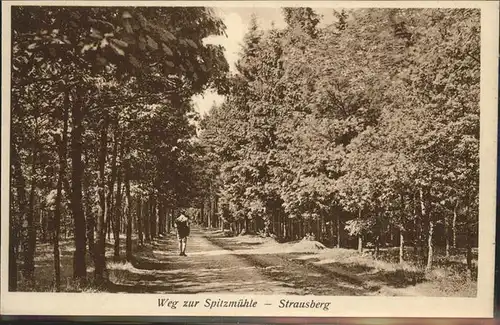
(175, 213), (190, 256)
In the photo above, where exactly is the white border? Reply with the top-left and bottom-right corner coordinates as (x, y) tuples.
(1, 0), (498, 318)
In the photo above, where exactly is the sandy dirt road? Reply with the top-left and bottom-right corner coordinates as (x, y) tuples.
(108, 226), (368, 295)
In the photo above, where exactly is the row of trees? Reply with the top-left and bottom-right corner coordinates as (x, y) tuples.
(10, 6), (229, 291)
(197, 8), (480, 273)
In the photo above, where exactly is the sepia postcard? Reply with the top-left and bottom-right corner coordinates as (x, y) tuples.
(1, 0), (498, 318)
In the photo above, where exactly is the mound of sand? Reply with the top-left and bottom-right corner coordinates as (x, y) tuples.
(289, 239), (326, 253)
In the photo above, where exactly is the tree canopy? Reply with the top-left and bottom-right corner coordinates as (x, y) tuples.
(10, 6), (229, 290)
(197, 8), (480, 272)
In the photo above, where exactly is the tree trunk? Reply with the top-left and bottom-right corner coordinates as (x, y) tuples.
(137, 196), (143, 246)
(207, 201), (212, 229)
(419, 188), (427, 266)
(144, 197), (151, 241)
(466, 224), (473, 281)
(328, 220), (334, 247)
(70, 92), (87, 284)
(287, 217), (291, 240)
(53, 94), (69, 291)
(161, 200), (166, 235)
(150, 196), (156, 240)
(105, 126), (119, 242)
(85, 188), (95, 259)
(417, 215), (424, 262)
(316, 216), (321, 242)
(198, 205), (203, 230)
(40, 211), (48, 243)
(167, 207), (171, 234)
(413, 193), (420, 258)
(83, 144), (94, 258)
(444, 213), (450, 258)
(213, 193), (218, 229)
(399, 229), (404, 264)
(10, 141), (27, 291)
(158, 200), (163, 235)
(452, 200), (458, 248)
(23, 135), (38, 283)
(215, 196), (219, 229)
(113, 153), (123, 259)
(94, 115), (109, 285)
(9, 215), (19, 291)
(336, 214), (341, 248)
(124, 155), (133, 262)
(165, 204), (169, 234)
(464, 206), (474, 280)
(357, 208), (363, 253)
(420, 188), (434, 271)
(426, 220), (434, 271)
(320, 215), (326, 244)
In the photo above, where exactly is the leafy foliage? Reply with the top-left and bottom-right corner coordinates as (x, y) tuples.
(198, 8), (480, 273)
(10, 6), (229, 289)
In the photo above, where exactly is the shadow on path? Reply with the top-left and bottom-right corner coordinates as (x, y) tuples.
(105, 227), (297, 294)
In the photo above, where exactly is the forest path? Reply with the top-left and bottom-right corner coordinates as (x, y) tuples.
(107, 226), (368, 295)
(108, 226), (299, 294)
